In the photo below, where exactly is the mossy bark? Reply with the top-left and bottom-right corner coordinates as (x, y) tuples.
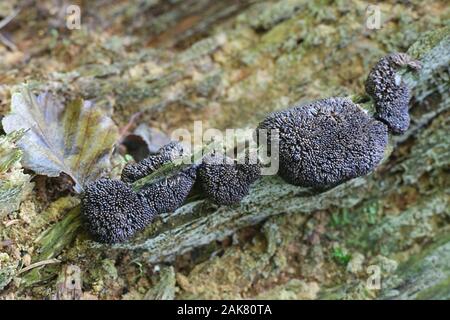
(25, 27), (449, 299)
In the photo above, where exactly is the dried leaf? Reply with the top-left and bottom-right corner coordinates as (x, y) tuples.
(134, 124), (171, 154)
(122, 124), (171, 161)
(2, 87), (119, 193)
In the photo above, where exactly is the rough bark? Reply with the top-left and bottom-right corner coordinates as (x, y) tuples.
(118, 29), (450, 263)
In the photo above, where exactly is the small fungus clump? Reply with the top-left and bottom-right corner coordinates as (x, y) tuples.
(365, 52), (421, 135)
(121, 141), (187, 183)
(197, 153), (260, 205)
(81, 178), (156, 243)
(138, 165), (198, 213)
(83, 141), (197, 243)
(257, 97), (389, 188)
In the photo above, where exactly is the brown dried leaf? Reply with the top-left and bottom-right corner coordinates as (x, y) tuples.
(2, 87), (119, 192)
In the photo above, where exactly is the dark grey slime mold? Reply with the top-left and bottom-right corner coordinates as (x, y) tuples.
(365, 52), (421, 135)
(197, 153), (261, 205)
(82, 142), (197, 243)
(257, 97), (389, 188)
(81, 179), (156, 243)
(121, 141), (187, 183)
(137, 165), (197, 213)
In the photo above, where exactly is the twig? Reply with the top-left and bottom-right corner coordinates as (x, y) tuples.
(3, 219), (20, 227)
(118, 111), (143, 143)
(0, 8), (20, 51)
(18, 258), (61, 275)
(0, 8), (20, 30)
(0, 33), (17, 51)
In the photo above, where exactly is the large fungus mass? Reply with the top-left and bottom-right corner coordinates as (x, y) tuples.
(257, 97), (389, 188)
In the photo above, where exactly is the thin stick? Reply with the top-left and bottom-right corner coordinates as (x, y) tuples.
(0, 33), (17, 51)
(0, 8), (20, 51)
(0, 9), (20, 30)
(18, 258), (61, 275)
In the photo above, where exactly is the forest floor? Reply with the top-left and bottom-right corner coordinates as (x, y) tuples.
(0, 0), (449, 299)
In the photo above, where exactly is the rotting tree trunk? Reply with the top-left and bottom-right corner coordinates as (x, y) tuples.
(34, 28), (449, 267)
(117, 28), (450, 264)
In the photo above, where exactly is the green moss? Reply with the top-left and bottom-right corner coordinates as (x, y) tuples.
(331, 247), (352, 266)
(21, 206), (83, 287)
(330, 208), (351, 227)
(144, 266), (176, 300)
(240, 0), (305, 31)
(0, 130), (32, 217)
(415, 276), (450, 300)
(0, 253), (17, 291)
(381, 234), (450, 299)
(408, 26), (450, 58)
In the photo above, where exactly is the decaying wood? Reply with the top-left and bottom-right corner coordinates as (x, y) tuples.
(33, 30), (449, 270)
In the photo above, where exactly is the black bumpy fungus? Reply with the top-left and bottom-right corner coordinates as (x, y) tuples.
(121, 141), (186, 183)
(81, 179), (156, 244)
(138, 165), (197, 213)
(82, 164), (197, 243)
(197, 153), (261, 205)
(365, 52), (421, 135)
(257, 97), (388, 188)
